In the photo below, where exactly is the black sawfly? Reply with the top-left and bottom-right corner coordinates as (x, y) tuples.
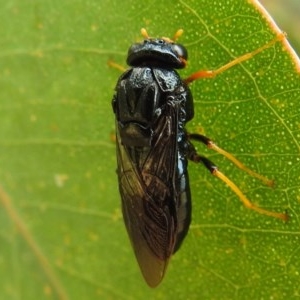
(111, 28), (288, 287)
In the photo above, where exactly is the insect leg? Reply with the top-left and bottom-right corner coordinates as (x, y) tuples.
(107, 60), (127, 72)
(184, 32), (286, 84)
(189, 133), (273, 187)
(187, 142), (288, 221)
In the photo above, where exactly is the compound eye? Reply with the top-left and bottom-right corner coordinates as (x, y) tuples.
(172, 44), (188, 60)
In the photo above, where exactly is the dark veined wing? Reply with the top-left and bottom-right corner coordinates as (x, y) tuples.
(116, 101), (179, 287)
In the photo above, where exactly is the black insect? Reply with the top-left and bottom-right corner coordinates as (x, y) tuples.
(111, 29), (287, 287)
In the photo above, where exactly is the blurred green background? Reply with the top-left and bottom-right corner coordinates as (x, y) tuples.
(261, 0), (300, 53)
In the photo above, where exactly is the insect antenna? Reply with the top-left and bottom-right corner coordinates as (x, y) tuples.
(141, 28), (150, 39)
(173, 29), (184, 42)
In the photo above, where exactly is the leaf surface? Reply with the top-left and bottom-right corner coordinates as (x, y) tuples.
(1, 0), (300, 299)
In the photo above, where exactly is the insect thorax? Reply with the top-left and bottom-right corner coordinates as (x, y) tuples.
(113, 66), (193, 147)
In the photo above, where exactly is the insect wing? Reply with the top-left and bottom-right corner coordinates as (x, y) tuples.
(116, 102), (179, 287)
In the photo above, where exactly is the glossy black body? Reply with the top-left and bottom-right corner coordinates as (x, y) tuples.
(112, 37), (194, 287)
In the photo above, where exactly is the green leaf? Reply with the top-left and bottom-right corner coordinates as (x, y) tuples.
(1, 0), (300, 299)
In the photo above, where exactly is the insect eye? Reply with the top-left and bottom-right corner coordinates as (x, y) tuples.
(172, 44), (188, 60)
